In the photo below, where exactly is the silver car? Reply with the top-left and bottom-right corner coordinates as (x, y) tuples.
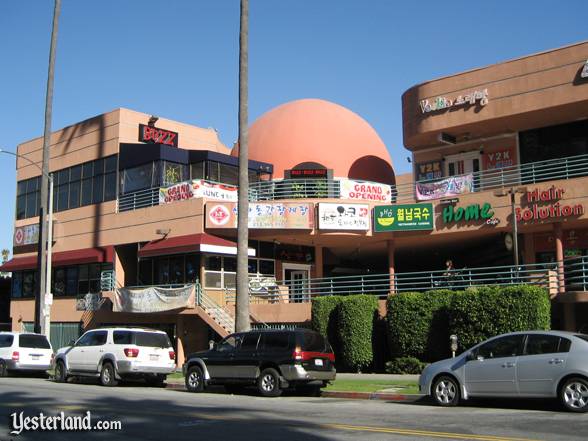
(419, 331), (588, 412)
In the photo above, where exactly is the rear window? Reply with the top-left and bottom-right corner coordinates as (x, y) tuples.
(0, 335), (14, 348)
(133, 332), (171, 348)
(18, 334), (51, 349)
(261, 332), (292, 351)
(300, 332), (331, 353)
(113, 331), (133, 345)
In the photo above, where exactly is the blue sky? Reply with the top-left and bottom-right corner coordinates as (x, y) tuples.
(1, 0), (587, 255)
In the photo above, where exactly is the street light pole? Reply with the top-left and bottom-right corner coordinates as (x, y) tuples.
(510, 190), (519, 269)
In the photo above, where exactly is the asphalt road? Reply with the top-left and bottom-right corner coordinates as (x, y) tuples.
(0, 377), (586, 441)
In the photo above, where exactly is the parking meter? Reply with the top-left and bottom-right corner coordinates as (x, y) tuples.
(450, 335), (458, 358)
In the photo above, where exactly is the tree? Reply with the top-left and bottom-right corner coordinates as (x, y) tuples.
(235, 0), (250, 332)
(1, 249), (9, 265)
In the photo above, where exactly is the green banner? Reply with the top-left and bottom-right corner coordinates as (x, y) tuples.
(374, 204), (434, 232)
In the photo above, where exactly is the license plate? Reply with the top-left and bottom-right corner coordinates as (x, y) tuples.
(31, 355), (40, 361)
(150, 354), (159, 361)
(314, 359), (323, 367)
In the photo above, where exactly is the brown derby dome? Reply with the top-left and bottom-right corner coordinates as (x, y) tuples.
(233, 98), (395, 185)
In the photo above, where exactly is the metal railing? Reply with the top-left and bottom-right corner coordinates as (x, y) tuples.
(197, 284), (235, 333)
(100, 270), (116, 291)
(118, 187), (159, 212)
(564, 256), (588, 291)
(249, 179), (341, 201)
(224, 262), (562, 303)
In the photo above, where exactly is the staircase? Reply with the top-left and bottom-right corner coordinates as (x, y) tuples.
(197, 284), (235, 335)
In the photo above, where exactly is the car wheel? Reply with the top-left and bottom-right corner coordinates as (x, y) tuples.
(257, 368), (282, 397)
(54, 360), (68, 383)
(185, 366), (205, 392)
(560, 377), (588, 413)
(0, 359), (8, 377)
(100, 362), (118, 387)
(432, 375), (460, 407)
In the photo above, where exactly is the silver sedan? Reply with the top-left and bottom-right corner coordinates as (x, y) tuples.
(419, 330), (588, 412)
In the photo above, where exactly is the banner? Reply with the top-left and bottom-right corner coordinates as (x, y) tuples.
(206, 202), (314, 229)
(14, 224), (39, 247)
(159, 180), (238, 204)
(374, 204), (434, 232)
(339, 179), (392, 203)
(415, 174), (474, 201)
(318, 203), (370, 231)
(113, 285), (195, 313)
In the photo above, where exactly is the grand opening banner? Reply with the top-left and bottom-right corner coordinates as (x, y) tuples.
(206, 202), (314, 229)
(339, 179), (392, 203)
(159, 180), (238, 204)
(415, 174), (474, 201)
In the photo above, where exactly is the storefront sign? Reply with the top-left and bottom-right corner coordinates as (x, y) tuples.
(138, 123), (179, 147)
(159, 180), (237, 204)
(206, 202), (314, 229)
(516, 186), (584, 222)
(442, 203), (495, 224)
(339, 179), (392, 203)
(419, 89), (488, 114)
(14, 224), (39, 247)
(416, 174), (474, 201)
(416, 161), (443, 181)
(318, 203), (370, 231)
(374, 204), (433, 232)
(483, 148), (515, 170)
(286, 168), (328, 179)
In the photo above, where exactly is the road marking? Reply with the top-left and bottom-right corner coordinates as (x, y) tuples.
(322, 423), (542, 441)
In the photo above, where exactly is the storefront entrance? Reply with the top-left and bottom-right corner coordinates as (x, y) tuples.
(283, 264), (311, 303)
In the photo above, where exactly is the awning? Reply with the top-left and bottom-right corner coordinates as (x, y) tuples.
(0, 246), (114, 272)
(138, 233), (256, 258)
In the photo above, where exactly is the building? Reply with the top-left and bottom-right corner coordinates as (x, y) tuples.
(2, 41), (588, 358)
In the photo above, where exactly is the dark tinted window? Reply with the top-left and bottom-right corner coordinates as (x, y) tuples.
(217, 335), (239, 353)
(0, 335), (14, 347)
(300, 332), (330, 352)
(134, 332), (171, 348)
(76, 332), (94, 347)
(113, 331), (133, 345)
(525, 334), (561, 355)
(559, 338), (572, 352)
(477, 335), (524, 359)
(91, 331), (108, 346)
(19, 334), (51, 349)
(575, 334), (588, 343)
(261, 332), (292, 351)
(239, 333), (260, 351)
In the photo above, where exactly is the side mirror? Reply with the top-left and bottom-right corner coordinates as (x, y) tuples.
(69, 339), (76, 347)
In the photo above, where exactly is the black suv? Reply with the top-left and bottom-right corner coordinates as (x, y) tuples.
(182, 329), (336, 397)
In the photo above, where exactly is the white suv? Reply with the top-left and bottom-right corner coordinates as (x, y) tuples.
(54, 327), (176, 387)
(0, 332), (54, 377)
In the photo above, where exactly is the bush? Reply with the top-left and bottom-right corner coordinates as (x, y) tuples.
(387, 290), (455, 362)
(385, 357), (427, 375)
(449, 285), (550, 351)
(337, 295), (379, 372)
(311, 295), (342, 358)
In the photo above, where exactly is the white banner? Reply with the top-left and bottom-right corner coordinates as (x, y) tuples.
(318, 203), (370, 231)
(339, 179), (392, 203)
(159, 180), (237, 205)
(113, 285), (195, 313)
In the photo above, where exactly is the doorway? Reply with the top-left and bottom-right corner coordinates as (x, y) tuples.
(283, 264), (311, 303)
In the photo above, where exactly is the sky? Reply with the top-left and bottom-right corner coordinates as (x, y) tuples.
(0, 0), (587, 255)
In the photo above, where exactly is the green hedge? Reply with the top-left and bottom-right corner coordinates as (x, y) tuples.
(385, 357), (428, 375)
(449, 285), (551, 350)
(387, 289), (454, 362)
(337, 295), (379, 372)
(311, 296), (342, 359)
(387, 285), (551, 362)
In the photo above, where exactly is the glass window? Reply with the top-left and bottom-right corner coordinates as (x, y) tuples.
(0, 335), (14, 347)
(66, 267), (78, 296)
(261, 332), (292, 351)
(559, 338), (572, 352)
(224, 257), (237, 272)
(104, 172), (117, 201)
(104, 156), (117, 173)
(204, 272), (222, 289)
(259, 260), (275, 275)
(57, 184), (69, 211)
(22, 271), (35, 297)
(25, 192), (38, 218)
(248, 259), (258, 274)
(204, 256), (222, 271)
(525, 334), (561, 355)
(82, 162), (93, 179)
(300, 332), (329, 352)
(81, 177), (92, 205)
(138, 259), (153, 286)
(239, 333), (260, 351)
(169, 256), (184, 284)
(70, 165), (82, 181)
(185, 254), (199, 283)
(76, 332), (94, 347)
(17, 181), (27, 195)
(53, 268), (66, 296)
(163, 162), (186, 186)
(16, 195), (26, 219)
(134, 332), (171, 348)
(155, 258), (170, 285)
(123, 163), (153, 193)
(477, 335), (524, 359)
(90, 331), (108, 346)
(19, 334), (51, 349)
(113, 331), (133, 345)
(68, 180), (81, 209)
(190, 162), (205, 180)
(218, 163), (239, 186)
(217, 335), (239, 353)
(11, 273), (23, 298)
(93, 158), (104, 176)
(92, 174), (104, 204)
(223, 272), (236, 289)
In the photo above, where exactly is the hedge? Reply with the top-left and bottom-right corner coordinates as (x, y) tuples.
(337, 295), (379, 372)
(385, 357), (428, 375)
(449, 285), (551, 350)
(310, 296), (342, 359)
(387, 289), (455, 362)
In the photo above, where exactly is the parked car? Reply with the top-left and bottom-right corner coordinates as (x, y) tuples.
(183, 328), (336, 397)
(0, 332), (53, 377)
(419, 330), (588, 412)
(54, 327), (176, 387)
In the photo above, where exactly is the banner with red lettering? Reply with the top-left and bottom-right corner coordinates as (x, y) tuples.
(159, 180), (238, 204)
(339, 179), (392, 203)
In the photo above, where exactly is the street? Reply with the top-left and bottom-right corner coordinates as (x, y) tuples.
(0, 377), (585, 441)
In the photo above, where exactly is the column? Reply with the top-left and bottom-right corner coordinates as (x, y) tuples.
(176, 316), (185, 366)
(387, 239), (396, 294)
(523, 233), (535, 265)
(554, 223), (564, 294)
(314, 245), (323, 279)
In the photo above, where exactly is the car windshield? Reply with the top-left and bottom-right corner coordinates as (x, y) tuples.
(19, 334), (51, 349)
(134, 332), (171, 348)
(300, 332), (331, 352)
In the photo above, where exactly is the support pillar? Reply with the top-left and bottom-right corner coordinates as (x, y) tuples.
(523, 233), (535, 265)
(554, 223), (565, 294)
(176, 316), (185, 366)
(387, 239), (396, 294)
(314, 245), (323, 279)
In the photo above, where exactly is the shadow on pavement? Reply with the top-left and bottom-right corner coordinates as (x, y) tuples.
(393, 395), (565, 413)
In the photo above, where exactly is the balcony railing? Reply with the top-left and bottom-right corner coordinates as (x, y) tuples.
(564, 256), (588, 291)
(118, 187), (159, 212)
(224, 262), (565, 303)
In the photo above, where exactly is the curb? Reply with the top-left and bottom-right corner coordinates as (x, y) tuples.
(165, 382), (424, 402)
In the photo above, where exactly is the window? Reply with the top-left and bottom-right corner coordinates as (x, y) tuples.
(134, 332), (171, 348)
(90, 331), (108, 346)
(163, 161), (187, 186)
(203, 255), (275, 289)
(53, 268), (66, 296)
(239, 333), (260, 351)
(476, 335), (524, 359)
(0, 335), (14, 347)
(11, 273), (22, 299)
(217, 335), (239, 353)
(19, 334), (51, 349)
(113, 331), (133, 345)
(22, 271), (35, 298)
(16, 176), (40, 220)
(261, 332), (291, 351)
(75, 332), (95, 347)
(525, 334), (562, 355)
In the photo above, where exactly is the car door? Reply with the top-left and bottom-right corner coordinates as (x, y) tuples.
(206, 335), (240, 379)
(232, 332), (261, 379)
(84, 331), (108, 373)
(464, 334), (524, 396)
(517, 334), (570, 397)
(67, 331), (94, 371)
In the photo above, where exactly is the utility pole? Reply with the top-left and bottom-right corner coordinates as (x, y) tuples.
(235, 0), (250, 332)
(36, 0), (61, 336)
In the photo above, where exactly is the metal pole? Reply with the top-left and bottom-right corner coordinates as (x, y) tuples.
(44, 175), (54, 338)
(511, 189), (519, 269)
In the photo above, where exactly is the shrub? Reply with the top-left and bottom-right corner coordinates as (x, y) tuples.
(311, 296), (342, 357)
(385, 357), (427, 375)
(387, 290), (455, 362)
(337, 295), (379, 372)
(449, 285), (550, 351)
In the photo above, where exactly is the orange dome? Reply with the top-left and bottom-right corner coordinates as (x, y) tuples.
(233, 99), (395, 185)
